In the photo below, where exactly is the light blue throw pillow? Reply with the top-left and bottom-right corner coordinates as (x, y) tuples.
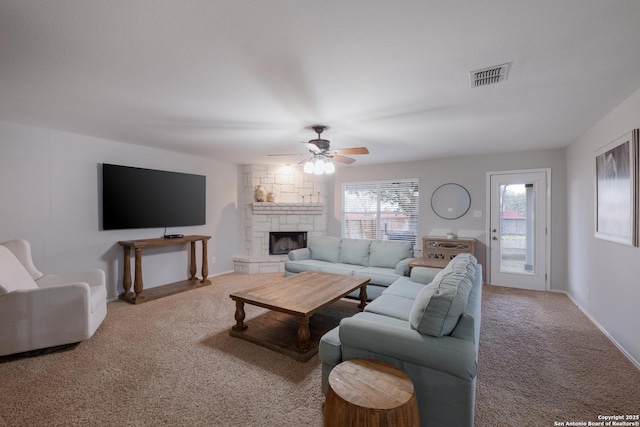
(409, 254), (476, 337)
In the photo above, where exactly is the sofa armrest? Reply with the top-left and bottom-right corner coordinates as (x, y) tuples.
(36, 269), (105, 288)
(288, 248), (311, 261)
(3, 283), (92, 315)
(409, 266), (442, 285)
(0, 283), (93, 355)
(394, 257), (415, 276)
(339, 316), (477, 380)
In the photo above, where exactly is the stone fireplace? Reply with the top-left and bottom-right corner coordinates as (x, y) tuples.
(233, 164), (328, 273)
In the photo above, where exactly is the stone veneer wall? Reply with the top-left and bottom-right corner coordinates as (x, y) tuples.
(233, 164), (328, 273)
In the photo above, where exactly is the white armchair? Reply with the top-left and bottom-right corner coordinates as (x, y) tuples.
(0, 239), (107, 356)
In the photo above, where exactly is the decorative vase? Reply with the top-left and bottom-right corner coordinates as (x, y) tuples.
(267, 192), (276, 202)
(254, 185), (267, 202)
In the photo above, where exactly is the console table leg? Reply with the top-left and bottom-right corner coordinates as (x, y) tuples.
(232, 301), (247, 331)
(297, 316), (311, 350)
(122, 246), (132, 296)
(189, 241), (197, 281)
(201, 239), (209, 282)
(133, 248), (143, 296)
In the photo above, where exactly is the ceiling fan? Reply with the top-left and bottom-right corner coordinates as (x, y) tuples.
(268, 125), (369, 167)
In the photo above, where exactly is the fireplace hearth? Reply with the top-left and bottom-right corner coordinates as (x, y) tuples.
(269, 231), (308, 255)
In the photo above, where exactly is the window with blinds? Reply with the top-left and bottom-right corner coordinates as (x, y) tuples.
(342, 179), (419, 246)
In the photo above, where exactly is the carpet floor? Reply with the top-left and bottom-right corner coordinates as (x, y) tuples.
(0, 274), (638, 426)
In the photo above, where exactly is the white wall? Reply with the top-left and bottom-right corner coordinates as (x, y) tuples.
(0, 120), (242, 300)
(567, 88), (640, 365)
(329, 148), (567, 290)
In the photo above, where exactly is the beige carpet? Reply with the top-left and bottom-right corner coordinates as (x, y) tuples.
(0, 274), (638, 426)
(476, 285), (640, 426)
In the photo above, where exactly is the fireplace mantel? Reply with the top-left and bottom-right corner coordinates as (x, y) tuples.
(251, 202), (324, 215)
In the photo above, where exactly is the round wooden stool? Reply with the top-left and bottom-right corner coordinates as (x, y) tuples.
(324, 359), (419, 427)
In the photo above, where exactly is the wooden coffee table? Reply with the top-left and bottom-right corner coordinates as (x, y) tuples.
(229, 271), (369, 362)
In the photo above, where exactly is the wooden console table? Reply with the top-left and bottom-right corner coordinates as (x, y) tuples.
(118, 235), (211, 304)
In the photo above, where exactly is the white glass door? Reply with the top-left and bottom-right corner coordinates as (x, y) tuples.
(489, 171), (548, 291)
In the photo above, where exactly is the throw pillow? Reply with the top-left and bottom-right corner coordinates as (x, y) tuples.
(409, 255), (476, 336)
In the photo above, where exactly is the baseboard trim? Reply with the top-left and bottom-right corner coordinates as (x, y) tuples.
(555, 289), (640, 370)
(207, 269), (235, 278)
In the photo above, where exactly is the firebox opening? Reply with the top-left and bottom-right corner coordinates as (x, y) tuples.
(269, 231), (308, 255)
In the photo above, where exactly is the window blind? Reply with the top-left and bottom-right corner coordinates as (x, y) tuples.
(342, 179), (419, 246)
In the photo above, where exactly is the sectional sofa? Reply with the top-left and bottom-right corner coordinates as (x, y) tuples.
(319, 253), (482, 427)
(284, 236), (415, 300)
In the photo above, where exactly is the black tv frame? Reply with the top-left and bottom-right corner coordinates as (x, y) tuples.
(102, 163), (206, 231)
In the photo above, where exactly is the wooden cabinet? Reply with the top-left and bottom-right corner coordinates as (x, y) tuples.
(422, 236), (476, 261)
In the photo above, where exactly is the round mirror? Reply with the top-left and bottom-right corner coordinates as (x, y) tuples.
(431, 183), (471, 220)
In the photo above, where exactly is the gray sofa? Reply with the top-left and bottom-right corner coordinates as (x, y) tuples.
(319, 253), (482, 427)
(284, 236), (415, 300)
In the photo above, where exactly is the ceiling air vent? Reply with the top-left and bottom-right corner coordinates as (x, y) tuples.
(470, 63), (511, 88)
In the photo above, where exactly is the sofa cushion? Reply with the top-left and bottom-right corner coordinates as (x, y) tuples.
(364, 294), (414, 321)
(354, 267), (401, 287)
(369, 240), (413, 269)
(284, 259), (333, 274)
(319, 263), (365, 276)
(382, 276), (426, 299)
(308, 237), (341, 263)
(0, 246), (38, 295)
(339, 238), (371, 266)
(409, 254), (476, 337)
(347, 283), (386, 301)
(409, 266), (442, 285)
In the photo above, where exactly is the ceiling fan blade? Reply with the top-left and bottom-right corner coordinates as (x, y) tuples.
(297, 157), (311, 165)
(331, 155), (356, 164)
(301, 142), (321, 153)
(334, 147), (369, 155)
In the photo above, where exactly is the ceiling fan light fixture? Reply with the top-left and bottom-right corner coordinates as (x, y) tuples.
(324, 160), (335, 174)
(303, 160), (314, 174)
(313, 157), (325, 175)
(292, 125), (368, 173)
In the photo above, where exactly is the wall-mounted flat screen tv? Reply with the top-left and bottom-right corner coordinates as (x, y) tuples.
(102, 163), (206, 230)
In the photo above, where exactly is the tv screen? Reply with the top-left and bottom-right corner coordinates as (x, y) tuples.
(102, 164), (206, 230)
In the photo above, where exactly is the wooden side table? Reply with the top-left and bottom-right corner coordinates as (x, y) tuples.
(324, 359), (419, 427)
(408, 257), (448, 269)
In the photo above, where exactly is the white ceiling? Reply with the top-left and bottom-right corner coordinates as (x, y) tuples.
(2, 1), (640, 167)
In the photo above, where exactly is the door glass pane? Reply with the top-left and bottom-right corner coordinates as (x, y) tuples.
(499, 183), (535, 274)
